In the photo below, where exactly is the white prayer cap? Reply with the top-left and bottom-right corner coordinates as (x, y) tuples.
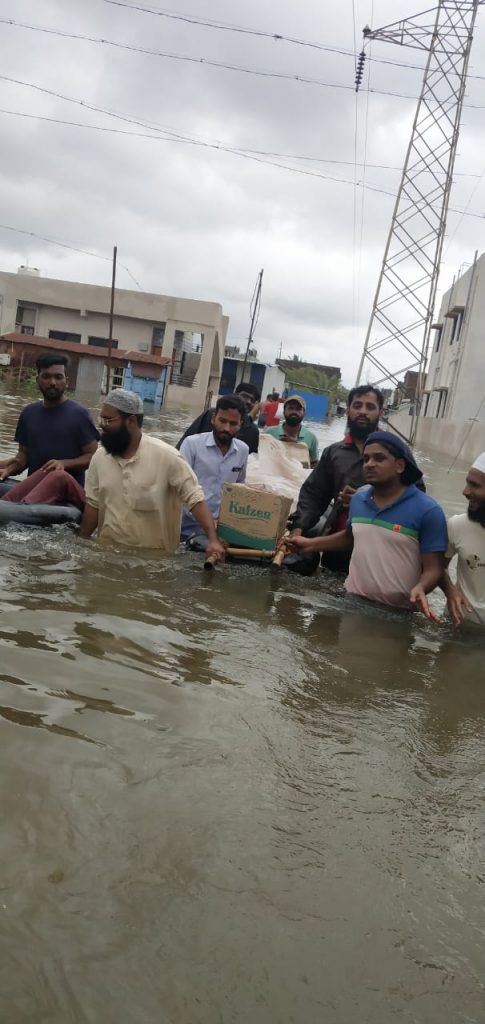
(471, 452), (485, 474)
(105, 388), (143, 414)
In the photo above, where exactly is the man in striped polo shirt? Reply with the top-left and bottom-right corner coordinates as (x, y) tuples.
(285, 431), (448, 621)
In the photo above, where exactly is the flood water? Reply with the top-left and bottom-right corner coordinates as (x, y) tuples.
(0, 388), (484, 1024)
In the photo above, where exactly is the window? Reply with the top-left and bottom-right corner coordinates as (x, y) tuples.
(15, 302), (37, 335)
(88, 336), (118, 348)
(450, 311), (463, 344)
(49, 330), (82, 343)
(434, 326), (443, 352)
(151, 325), (165, 348)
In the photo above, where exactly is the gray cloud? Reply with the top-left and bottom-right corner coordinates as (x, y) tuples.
(1, 0), (485, 383)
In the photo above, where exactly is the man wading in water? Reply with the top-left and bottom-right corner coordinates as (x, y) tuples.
(285, 432), (448, 620)
(286, 385), (383, 573)
(441, 451), (485, 628)
(80, 388), (225, 562)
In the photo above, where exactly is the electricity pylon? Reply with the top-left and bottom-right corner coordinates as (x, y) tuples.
(355, 1), (482, 443)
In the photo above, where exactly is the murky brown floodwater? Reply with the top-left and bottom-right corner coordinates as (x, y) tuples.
(0, 386), (484, 1024)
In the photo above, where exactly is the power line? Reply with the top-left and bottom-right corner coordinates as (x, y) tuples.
(0, 105), (481, 182)
(0, 224), (143, 289)
(100, 1), (485, 83)
(0, 17), (420, 100)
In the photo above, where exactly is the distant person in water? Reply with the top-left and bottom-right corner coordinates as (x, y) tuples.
(176, 382), (260, 454)
(440, 451), (485, 627)
(80, 388), (225, 561)
(265, 395), (319, 467)
(0, 352), (98, 509)
(284, 431), (448, 620)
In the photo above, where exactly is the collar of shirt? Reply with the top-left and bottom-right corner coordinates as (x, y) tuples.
(343, 425), (381, 446)
(113, 434), (145, 466)
(361, 483), (417, 514)
(205, 432), (239, 456)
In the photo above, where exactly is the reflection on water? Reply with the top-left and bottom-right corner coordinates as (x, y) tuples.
(0, 388), (484, 1023)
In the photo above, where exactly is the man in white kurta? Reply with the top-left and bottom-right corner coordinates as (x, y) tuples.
(442, 451), (485, 627)
(81, 389), (225, 560)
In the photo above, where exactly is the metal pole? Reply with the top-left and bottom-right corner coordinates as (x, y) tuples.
(240, 269), (264, 383)
(106, 245), (117, 393)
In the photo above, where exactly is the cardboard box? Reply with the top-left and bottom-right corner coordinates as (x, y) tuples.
(217, 483), (292, 551)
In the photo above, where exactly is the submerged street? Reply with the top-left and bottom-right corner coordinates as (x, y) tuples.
(0, 391), (484, 1023)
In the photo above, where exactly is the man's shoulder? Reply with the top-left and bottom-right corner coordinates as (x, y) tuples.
(447, 512), (470, 536)
(63, 398), (92, 415)
(233, 437), (250, 456)
(409, 486), (444, 516)
(142, 434), (178, 456)
(264, 426), (281, 437)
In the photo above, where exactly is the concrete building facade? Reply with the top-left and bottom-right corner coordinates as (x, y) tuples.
(424, 255), (483, 423)
(389, 253), (485, 461)
(0, 267), (229, 411)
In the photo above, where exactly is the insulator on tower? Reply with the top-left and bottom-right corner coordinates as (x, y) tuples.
(355, 50), (366, 92)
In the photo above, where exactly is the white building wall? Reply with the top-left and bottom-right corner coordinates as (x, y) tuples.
(0, 268), (228, 411)
(426, 255), (485, 423)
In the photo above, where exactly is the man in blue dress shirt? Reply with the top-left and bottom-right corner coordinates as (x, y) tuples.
(179, 394), (249, 540)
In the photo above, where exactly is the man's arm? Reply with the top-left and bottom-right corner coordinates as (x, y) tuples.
(289, 448), (335, 536)
(79, 503), (99, 538)
(190, 501), (225, 561)
(439, 559), (473, 626)
(409, 552), (446, 623)
(237, 446), (249, 482)
(0, 444), (28, 480)
(284, 527), (353, 555)
(178, 436), (196, 469)
(41, 440), (98, 474)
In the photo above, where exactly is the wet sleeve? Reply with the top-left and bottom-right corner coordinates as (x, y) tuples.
(237, 444), (249, 482)
(179, 436), (196, 468)
(168, 450), (205, 509)
(445, 517), (457, 560)
(292, 447), (335, 532)
(14, 409), (28, 446)
(419, 504), (449, 553)
(85, 453), (100, 509)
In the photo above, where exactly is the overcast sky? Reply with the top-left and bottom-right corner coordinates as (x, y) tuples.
(1, 0), (485, 385)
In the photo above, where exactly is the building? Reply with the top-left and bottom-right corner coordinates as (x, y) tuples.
(423, 258), (482, 422)
(389, 252), (485, 460)
(220, 346), (286, 398)
(0, 267), (229, 411)
(392, 371), (422, 409)
(0, 333), (170, 407)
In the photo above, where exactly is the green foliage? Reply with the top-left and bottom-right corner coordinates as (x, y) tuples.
(286, 365), (344, 397)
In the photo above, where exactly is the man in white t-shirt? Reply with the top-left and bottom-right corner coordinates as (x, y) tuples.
(442, 451), (485, 626)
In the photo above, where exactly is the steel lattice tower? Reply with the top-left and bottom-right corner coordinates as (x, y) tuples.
(355, 1), (481, 442)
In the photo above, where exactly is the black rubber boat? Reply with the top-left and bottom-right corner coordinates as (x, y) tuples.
(0, 479), (81, 527)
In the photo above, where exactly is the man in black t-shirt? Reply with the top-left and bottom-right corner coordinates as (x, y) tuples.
(176, 382), (260, 454)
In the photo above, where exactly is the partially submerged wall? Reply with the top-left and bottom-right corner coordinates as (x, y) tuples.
(389, 412), (485, 467)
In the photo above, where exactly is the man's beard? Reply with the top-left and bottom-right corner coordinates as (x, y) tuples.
(285, 414), (303, 427)
(348, 417), (379, 440)
(101, 422), (131, 455)
(467, 503), (485, 525)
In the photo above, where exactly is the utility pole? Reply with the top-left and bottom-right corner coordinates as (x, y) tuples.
(106, 245), (117, 393)
(355, 1), (482, 443)
(240, 269), (264, 383)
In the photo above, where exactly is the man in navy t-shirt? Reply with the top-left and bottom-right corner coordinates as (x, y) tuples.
(0, 352), (99, 506)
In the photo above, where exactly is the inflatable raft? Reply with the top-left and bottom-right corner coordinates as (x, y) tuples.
(0, 480), (82, 527)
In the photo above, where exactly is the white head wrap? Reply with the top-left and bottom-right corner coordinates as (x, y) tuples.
(471, 452), (485, 474)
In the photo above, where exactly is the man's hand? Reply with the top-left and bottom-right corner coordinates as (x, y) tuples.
(205, 537), (226, 563)
(0, 459), (17, 481)
(41, 459), (65, 474)
(284, 535), (319, 553)
(337, 485), (357, 508)
(446, 584), (473, 626)
(409, 584), (441, 624)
